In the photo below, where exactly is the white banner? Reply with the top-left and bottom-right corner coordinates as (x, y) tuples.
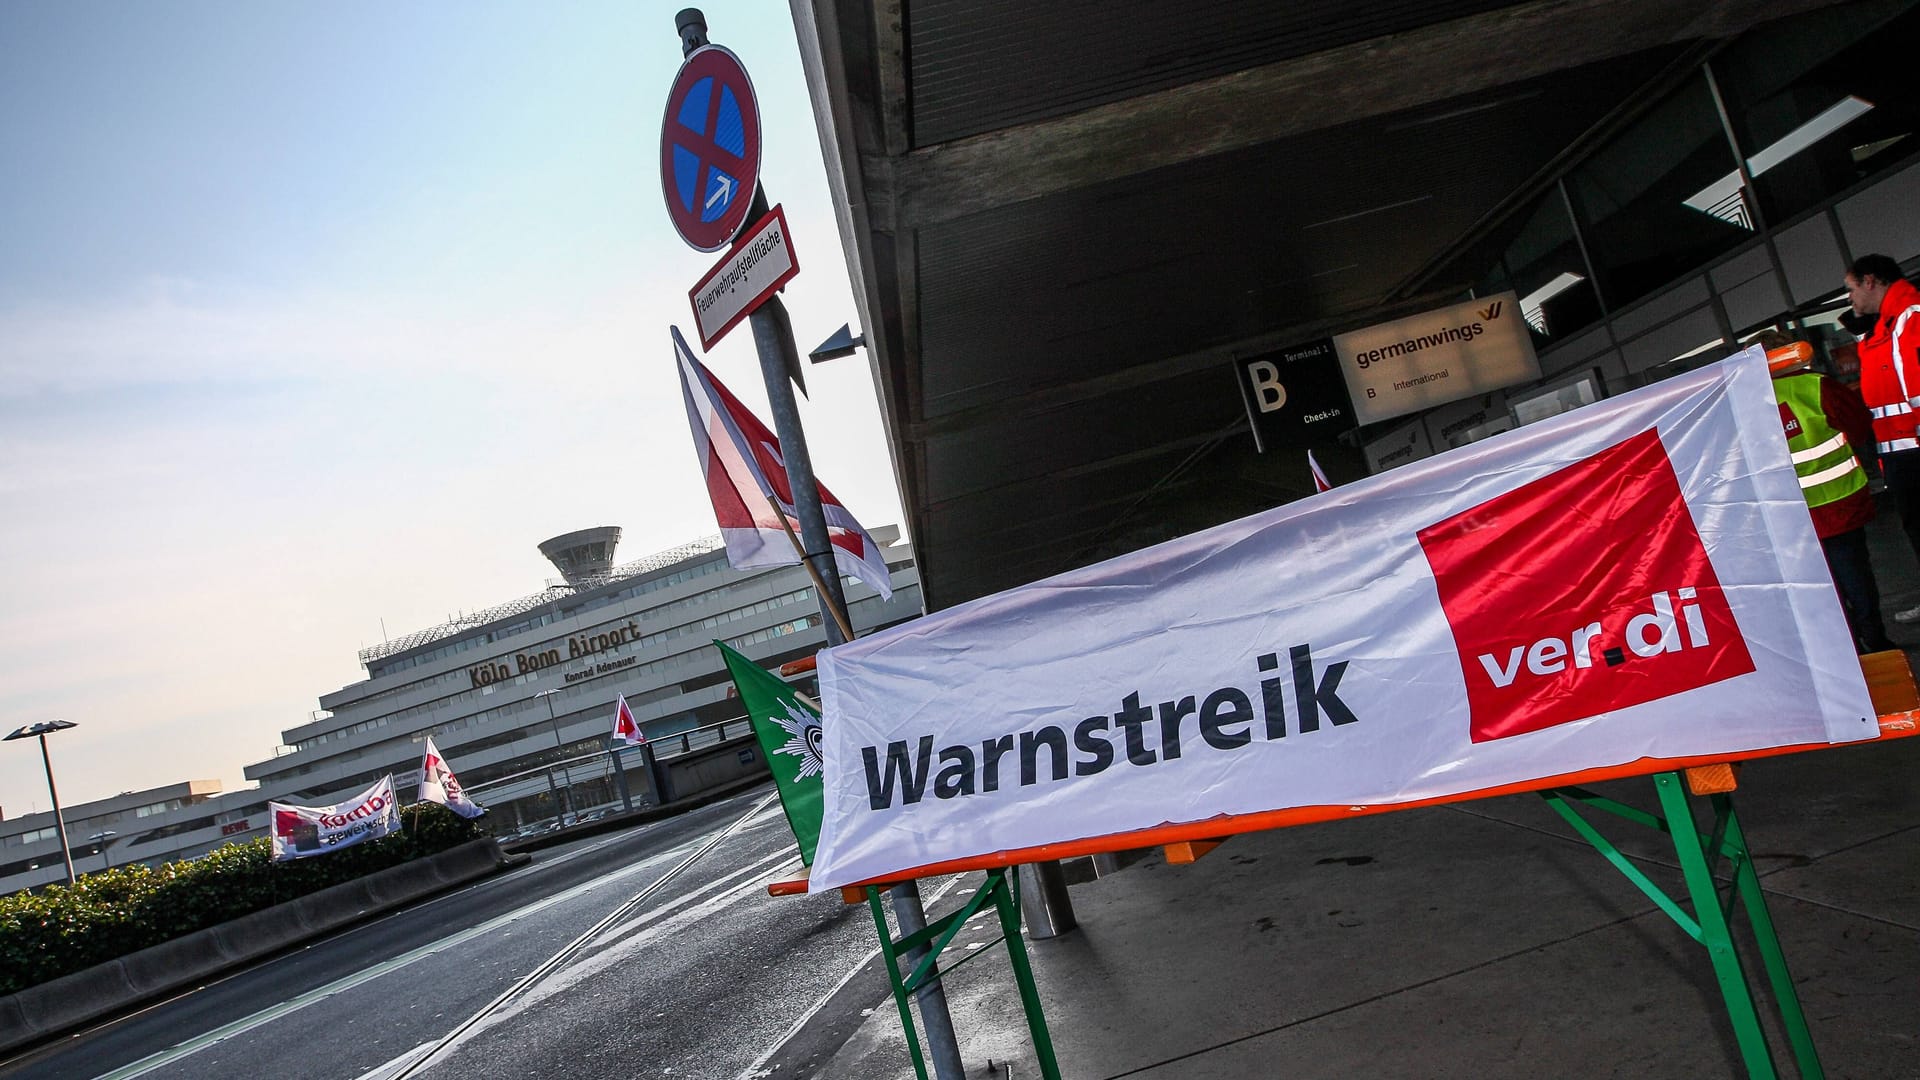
(270, 775), (401, 861)
(810, 349), (1875, 890)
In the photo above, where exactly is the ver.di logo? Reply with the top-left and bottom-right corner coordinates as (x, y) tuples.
(1418, 429), (1754, 742)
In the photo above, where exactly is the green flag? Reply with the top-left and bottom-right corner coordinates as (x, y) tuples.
(717, 641), (823, 864)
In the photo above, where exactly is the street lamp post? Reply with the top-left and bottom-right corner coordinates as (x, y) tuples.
(6, 720), (80, 886)
(534, 689), (575, 823)
(88, 830), (116, 873)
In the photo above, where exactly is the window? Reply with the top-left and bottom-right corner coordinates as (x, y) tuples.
(1563, 72), (1748, 309)
(1474, 190), (1603, 343)
(1711, 1), (1920, 226)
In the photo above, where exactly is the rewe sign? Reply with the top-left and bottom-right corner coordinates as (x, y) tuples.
(808, 349), (1874, 890)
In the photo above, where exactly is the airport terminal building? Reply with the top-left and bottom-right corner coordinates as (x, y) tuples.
(797, 0), (1920, 608)
(0, 527), (921, 893)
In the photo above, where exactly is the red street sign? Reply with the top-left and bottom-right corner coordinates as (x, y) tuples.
(688, 205), (799, 351)
(660, 45), (762, 253)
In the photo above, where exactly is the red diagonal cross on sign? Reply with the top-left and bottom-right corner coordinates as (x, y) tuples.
(683, 86), (749, 176)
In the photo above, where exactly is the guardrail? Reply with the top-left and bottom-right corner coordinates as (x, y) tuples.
(461, 715), (760, 838)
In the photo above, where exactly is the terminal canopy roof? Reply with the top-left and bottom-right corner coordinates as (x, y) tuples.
(791, 0), (1847, 611)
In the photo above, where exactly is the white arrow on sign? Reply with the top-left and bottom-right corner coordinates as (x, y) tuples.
(706, 173), (734, 210)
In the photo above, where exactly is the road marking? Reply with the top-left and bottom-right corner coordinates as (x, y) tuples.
(430, 847), (803, 1053)
(735, 874), (966, 1080)
(354, 1040), (436, 1080)
(94, 838), (703, 1080)
(392, 792), (780, 1079)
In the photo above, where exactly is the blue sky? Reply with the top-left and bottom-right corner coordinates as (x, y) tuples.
(0, 2), (900, 809)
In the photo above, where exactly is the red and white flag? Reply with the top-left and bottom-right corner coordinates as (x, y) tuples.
(419, 736), (486, 819)
(674, 327), (894, 600)
(611, 694), (646, 747)
(1308, 450), (1332, 493)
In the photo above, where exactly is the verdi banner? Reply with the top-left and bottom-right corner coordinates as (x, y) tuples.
(270, 775), (401, 861)
(809, 348), (1876, 890)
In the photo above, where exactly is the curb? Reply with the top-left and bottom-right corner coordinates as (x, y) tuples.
(0, 838), (527, 1055)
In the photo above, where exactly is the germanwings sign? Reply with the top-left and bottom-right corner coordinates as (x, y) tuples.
(808, 349), (1875, 890)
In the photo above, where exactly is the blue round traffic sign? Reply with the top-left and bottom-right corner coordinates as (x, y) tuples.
(660, 45), (762, 252)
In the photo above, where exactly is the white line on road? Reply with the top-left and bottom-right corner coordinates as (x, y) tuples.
(735, 874), (967, 1080)
(422, 846), (804, 1059)
(93, 837), (707, 1080)
(353, 1039), (437, 1080)
(391, 792), (780, 1079)
(350, 847), (800, 1080)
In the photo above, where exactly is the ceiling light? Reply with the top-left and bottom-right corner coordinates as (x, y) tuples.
(1683, 95), (1874, 229)
(1518, 272), (1585, 334)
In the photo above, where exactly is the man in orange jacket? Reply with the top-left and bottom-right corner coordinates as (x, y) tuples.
(1844, 253), (1920, 623)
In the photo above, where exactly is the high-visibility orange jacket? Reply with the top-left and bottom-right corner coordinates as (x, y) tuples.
(1856, 276), (1920, 454)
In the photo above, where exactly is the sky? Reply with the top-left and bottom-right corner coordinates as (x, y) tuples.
(0, 1), (904, 812)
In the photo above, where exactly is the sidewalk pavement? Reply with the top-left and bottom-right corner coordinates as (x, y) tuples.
(794, 504), (1920, 1080)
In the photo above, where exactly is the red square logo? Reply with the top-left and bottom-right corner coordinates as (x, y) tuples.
(1417, 430), (1754, 742)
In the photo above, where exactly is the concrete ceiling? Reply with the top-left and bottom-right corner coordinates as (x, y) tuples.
(792, 0), (1848, 610)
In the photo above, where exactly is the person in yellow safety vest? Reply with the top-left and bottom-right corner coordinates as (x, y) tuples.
(1762, 332), (1896, 653)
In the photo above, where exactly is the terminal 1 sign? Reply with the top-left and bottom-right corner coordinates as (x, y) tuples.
(1232, 337), (1356, 449)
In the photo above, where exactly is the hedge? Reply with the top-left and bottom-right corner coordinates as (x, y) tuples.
(0, 802), (482, 995)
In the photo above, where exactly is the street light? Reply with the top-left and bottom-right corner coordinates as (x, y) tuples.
(5, 720), (79, 885)
(87, 830), (116, 873)
(534, 689), (575, 823)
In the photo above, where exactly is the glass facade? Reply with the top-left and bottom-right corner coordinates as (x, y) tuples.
(1711, 0), (1920, 228)
(1562, 72), (1749, 310)
(1468, 188), (1603, 344)
(1387, 0), (1920, 468)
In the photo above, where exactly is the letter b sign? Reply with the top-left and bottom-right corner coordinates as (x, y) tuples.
(1247, 360), (1287, 413)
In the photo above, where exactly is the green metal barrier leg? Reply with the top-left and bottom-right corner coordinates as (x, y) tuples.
(864, 871), (1066, 1079)
(1712, 792), (1824, 1080)
(995, 868), (1064, 1080)
(869, 885), (931, 1080)
(1655, 773), (1777, 1079)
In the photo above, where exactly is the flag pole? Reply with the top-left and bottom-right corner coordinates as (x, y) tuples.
(764, 493), (857, 642)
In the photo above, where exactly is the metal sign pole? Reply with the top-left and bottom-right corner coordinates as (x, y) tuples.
(608, 738), (634, 813)
(667, 15), (963, 1075)
(735, 188), (966, 1080)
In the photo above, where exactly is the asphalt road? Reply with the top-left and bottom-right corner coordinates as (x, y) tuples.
(1, 786), (942, 1080)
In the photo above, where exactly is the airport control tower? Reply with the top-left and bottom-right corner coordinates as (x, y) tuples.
(538, 526), (622, 588)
